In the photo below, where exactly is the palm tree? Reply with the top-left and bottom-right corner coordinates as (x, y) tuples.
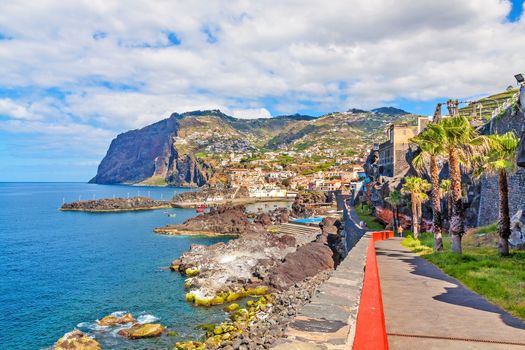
(474, 132), (519, 256)
(412, 126), (446, 251)
(385, 190), (402, 232)
(402, 176), (431, 239)
(428, 116), (487, 253)
(440, 179), (453, 225)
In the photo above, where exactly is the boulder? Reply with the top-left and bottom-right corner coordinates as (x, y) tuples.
(170, 258), (182, 271)
(254, 213), (272, 226)
(53, 329), (101, 350)
(269, 242), (335, 290)
(117, 323), (166, 339)
(510, 209), (525, 248)
(96, 313), (135, 326)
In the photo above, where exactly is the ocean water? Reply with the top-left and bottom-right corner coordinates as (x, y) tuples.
(0, 183), (233, 350)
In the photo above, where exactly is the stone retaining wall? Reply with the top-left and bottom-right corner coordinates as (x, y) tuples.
(477, 109), (525, 226)
(341, 201), (365, 255)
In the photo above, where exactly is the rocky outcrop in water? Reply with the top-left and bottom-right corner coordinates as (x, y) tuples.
(155, 205), (265, 236)
(60, 197), (172, 212)
(53, 330), (101, 350)
(175, 231), (300, 305)
(117, 323), (166, 339)
(96, 313), (135, 326)
(173, 218), (338, 311)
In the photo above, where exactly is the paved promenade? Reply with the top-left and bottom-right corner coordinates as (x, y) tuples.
(272, 233), (370, 350)
(376, 238), (525, 349)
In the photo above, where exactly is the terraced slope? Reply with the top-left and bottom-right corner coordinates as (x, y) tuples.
(459, 88), (519, 121)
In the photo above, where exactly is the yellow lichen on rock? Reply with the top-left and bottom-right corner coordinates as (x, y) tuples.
(184, 279), (193, 289)
(53, 329), (101, 350)
(245, 286), (268, 296)
(224, 303), (239, 312)
(117, 323), (165, 339)
(184, 267), (200, 276)
(175, 341), (205, 350)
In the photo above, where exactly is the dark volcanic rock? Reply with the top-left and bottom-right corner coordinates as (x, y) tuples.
(291, 192), (328, 218)
(319, 217), (345, 266)
(254, 208), (290, 226)
(89, 114), (211, 187)
(155, 205), (264, 235)
(60, 197), (171, 212)
(268, 242), (334, 290)
(177, 231), (301, 300)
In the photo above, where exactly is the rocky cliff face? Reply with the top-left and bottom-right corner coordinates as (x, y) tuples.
(89, 114), (211, 187)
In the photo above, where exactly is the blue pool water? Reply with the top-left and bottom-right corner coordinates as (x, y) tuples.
(291, 217), (324, 224)
(0, 183), (232, 349)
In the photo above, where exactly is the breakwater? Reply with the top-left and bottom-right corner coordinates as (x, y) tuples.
(60, 196), (174, 212)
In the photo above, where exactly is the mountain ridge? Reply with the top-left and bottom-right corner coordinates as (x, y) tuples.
(90, 108), (418, 186)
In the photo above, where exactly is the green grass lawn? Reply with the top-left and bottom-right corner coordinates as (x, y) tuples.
(401, 229), (525, 320)
(354, 204), (385, 231)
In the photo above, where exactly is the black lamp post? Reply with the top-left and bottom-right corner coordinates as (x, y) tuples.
(516, 73), (525, 168)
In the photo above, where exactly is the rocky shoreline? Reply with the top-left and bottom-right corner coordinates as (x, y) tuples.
(171, 217), (344, 349)
(52, 196), (344, 349)
(60, 196), (173, 212)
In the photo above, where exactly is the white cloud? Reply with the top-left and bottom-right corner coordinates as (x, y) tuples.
(0, 0), (524, 178)
(226, 108), (272, 119)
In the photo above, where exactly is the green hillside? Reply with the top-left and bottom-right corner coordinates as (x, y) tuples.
(172, 109), (420, 162)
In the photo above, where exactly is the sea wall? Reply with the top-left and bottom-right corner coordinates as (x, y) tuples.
(272, 232), (370, 349)
(477, 109), (525, 226)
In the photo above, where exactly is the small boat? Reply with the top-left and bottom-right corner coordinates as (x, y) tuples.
(196, 204), (206, 213)
(167, 213), (177, 217)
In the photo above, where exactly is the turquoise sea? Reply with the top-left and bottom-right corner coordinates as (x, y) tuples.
(0, 183), (232, 349)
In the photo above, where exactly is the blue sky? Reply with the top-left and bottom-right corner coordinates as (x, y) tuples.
(0, 0), (524, 181)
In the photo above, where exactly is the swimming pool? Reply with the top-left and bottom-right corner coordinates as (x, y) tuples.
(291, 217), (324, 224)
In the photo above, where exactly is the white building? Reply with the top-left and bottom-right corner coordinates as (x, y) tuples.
(248, 185), (288, 198)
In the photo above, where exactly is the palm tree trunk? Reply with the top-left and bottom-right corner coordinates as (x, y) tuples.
(447, 193), (453, 225)
(396, 204), (401, 231)
(498, 169), (511, 256)
(417, 200), (422, 228)
(430, 155), (443, 251)
(449, 148), (464, 253)
(389, 202), (397, 232)
(411, 193), (419, 239)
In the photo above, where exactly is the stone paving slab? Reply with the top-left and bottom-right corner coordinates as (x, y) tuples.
(376, 238), (525, 350)
(272, 233), (370, 350)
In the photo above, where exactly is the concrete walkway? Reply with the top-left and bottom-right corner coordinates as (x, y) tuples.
(376, 238), (525, 349)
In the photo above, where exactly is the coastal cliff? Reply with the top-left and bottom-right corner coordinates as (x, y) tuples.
(89, 113), (212, 187)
